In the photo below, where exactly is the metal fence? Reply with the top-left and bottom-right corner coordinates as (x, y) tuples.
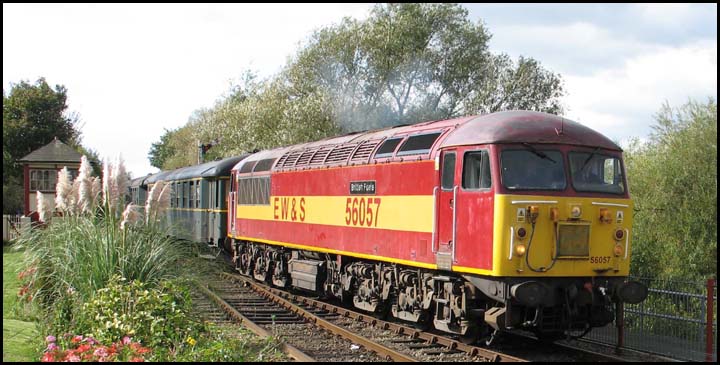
(3, 214), (30, 241)
(586, 276), (717, 362)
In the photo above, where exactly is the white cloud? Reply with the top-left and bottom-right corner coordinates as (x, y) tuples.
(3, 4), (373, 177)
(563, 40), (717, 142)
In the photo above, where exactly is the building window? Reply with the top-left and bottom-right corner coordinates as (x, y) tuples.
(30, 169), (57, 192)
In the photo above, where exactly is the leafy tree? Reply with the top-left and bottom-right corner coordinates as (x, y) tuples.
(3, 78), (81, 179)
(151, 4), (564, 169)
(3, 78), (86, 214)
(286, 3), (564, 131)
(148, 128), (179, 169)
(625, 98), (717, 280)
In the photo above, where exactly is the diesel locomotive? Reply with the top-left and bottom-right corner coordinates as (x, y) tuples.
(147, 110), (648, 343)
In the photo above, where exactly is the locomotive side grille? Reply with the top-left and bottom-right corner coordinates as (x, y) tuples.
(557, 223), (590, 257)
(309, 146), (334, 165)
(325, 144), (358, 164)
(350, 140), (380, 164)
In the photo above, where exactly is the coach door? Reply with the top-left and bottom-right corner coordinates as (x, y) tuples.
(207, 180), (218, 246)
(229, 173), (237, 236)
(436, 150), (457, 271)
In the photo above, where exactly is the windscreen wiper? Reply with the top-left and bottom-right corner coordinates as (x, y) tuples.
(580, 147), (601, 172)
(521, 143), (556, 163)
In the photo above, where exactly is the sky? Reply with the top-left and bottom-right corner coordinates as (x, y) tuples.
(3, 3), (717, 178)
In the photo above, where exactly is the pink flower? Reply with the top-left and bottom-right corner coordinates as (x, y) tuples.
(46, 343), (59, 352)
(122, 336), (132, 345)
(46, 335), (57, 343)
(93, 347), (109, 358)
(71, 335), (83, 344)
(65, 354), (81, 362)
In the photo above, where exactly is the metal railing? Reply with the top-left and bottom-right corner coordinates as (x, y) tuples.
(586, 276), (717, 362)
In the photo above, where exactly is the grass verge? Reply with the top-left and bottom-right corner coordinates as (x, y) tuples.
(3, 244), (39, 362)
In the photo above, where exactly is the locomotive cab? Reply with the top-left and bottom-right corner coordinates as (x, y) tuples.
(436, 134), (647, 339)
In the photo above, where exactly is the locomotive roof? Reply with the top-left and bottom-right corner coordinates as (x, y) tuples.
(232, 110), (621, 173)
(440, 111), (622, 151)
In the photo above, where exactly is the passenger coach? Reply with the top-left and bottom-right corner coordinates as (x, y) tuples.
(147, 155), (247, 247)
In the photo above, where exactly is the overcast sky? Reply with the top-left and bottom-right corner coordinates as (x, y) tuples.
(3, 3), (717, 178)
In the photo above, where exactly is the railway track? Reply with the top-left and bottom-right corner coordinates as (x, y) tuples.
(218, 272), (525, 362)
(194, 266), (644, 362)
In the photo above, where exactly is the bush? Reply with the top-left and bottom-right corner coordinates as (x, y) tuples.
(76, 276), (204, 350)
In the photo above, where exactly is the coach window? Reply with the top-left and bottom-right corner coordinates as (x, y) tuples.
(195, 181), (201, 208)
(462, 150), (492, 190)
(441, 152), (456, 190)
(174, 183), (180, 207)
(374, 137), (403, 159)
(396, 132), (441, 156)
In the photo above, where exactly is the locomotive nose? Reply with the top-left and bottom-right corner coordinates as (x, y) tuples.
(615, 280), (648, 304)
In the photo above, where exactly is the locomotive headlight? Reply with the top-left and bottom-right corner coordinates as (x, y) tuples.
(613, 244), (624, 257)
(599, 208), (612, 223)
(570, 205), (582, 219)
(515, 243), (526, 256)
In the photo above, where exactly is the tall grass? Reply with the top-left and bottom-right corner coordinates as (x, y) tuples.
(13, 155), (203, 323)
(15, 214), (192, 308)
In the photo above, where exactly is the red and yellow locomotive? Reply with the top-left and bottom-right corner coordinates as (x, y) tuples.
(226, 110), (647, 342)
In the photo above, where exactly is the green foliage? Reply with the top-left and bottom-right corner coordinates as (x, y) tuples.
(161, 324), (286, 362)
(148, 128), (179, 169)
(77, 276), (204, 349)
(14, 214), (195, 323)
(150, 4), (564, 164)
(2, 78), (81, 181)
(286, 3), (564, 131)
(625, 99), (717, 280)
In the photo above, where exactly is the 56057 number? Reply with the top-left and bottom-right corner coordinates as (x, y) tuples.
(345, 197), (381, 227)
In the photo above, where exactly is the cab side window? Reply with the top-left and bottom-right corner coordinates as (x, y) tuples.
(462, 150), (491, 189)
(441, 153), (456, 190)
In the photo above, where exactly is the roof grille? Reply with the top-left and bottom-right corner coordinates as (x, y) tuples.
(350, 140), (380, 164)
(295, 148), (318, 167)
(325, 144), (357, 164)
(309, 146), (334, 165)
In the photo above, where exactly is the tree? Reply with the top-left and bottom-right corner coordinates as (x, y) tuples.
(3, 78), (86, 214)
(285, 3), (564, 132)
(148, 128), (179, 169)
(625, 98), (717, 280)
(151, 4), (565, 169)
